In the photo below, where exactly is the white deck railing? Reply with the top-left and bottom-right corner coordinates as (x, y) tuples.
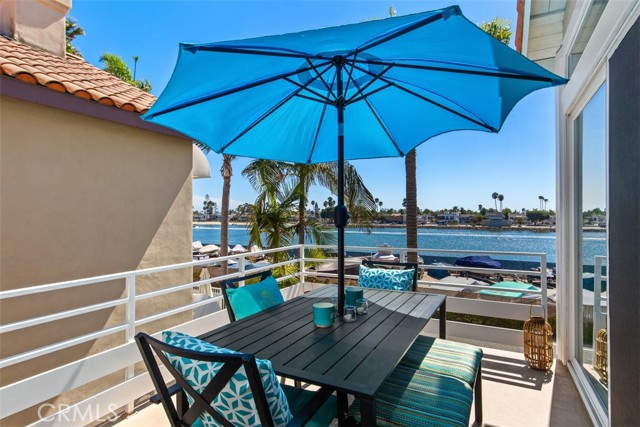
(0, 244), (548, 426)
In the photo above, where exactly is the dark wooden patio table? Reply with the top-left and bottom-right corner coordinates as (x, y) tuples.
(199, 285), (446, 426)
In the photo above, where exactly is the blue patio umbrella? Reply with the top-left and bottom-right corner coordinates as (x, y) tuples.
(142, 6), (567, 315)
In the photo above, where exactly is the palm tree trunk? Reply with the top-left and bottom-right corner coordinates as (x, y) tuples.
(405, 149), (418, 264)
(220, 155), (232, 275)
(298, 197), (305, 246)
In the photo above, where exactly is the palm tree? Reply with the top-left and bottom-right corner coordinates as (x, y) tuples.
(247, 183), (298, 263)
(65, 16), (84, 57)
(378, 200), (383, 211)
(340, 162), (377, 228)
(492, 192), (499, 210)
(289, 164), (334, 245)
(220, 154), (235, 274)
(498, 194), (504, 211)
(478, 204), (483, 212)
(405, 149), (418, 263)
(544, 198), (549, 210)
(244, 160), (374, 245)
(539, 195), (544, 210)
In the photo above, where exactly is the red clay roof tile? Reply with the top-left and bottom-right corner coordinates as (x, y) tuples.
(0, 36), (155, 114)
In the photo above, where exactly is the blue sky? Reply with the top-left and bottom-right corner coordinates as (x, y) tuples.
(72, 0), (558, 212)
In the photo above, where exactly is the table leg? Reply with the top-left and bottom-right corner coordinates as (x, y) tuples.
(439, 299), (447, 339)
(337, 391), (349, 425)
(360, 396), (377, 427)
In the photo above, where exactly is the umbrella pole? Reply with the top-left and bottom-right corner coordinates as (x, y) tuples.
(334, 57), (347, 316)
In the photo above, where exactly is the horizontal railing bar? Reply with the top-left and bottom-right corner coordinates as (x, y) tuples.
(276, 273), (298, 282)
(137, 281), (205, 301)
(302, 257), (544, 277)
(0, 324), (128, 369)
(0, 246), (301, 300)
(135, 296), (224, 327)
(301, 272), (543, 295)
(420, 280), (543, 294)
(0, 298), (129, 334)
(303, 244), (546, 258)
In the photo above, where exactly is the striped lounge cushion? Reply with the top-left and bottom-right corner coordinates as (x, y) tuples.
(351, 365), (473, 427)
(401, 336), (483, 385)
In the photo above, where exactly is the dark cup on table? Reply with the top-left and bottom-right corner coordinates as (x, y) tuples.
(345, 287), (364, 307)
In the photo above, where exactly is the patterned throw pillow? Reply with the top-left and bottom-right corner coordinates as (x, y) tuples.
(358, 264), (415, 291)
(162, 331), (292, 427)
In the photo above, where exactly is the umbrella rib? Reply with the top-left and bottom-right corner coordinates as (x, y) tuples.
(147, 60), (332, 118)
(352, 78), (403, 156)
(353, 58), (560, 83)
(190, 44), (330, 61)
(352, 63), (496, 131)
(353, 11), (448, 55)
(285, 78), (333, 103)
(347, 83), (393, 105)
(307, 72), (338, 164)
(345, 63), (394, 104)
(306, 58), (336, 100)
(307, 102), (329, 164)
(220, 71), (329, 151)
(343, 52), (359, 97)
(283, 62), (335, 103)
(294, 93), (334, 105)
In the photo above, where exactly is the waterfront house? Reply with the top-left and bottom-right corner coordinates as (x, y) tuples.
(481, 212), (512, 228)
(517, 0), (639, 423)
(437, 211), (460, 225)
(0, 1), (195, 424)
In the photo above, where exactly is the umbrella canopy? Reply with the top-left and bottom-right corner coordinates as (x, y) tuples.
(143, 5), (567, 314)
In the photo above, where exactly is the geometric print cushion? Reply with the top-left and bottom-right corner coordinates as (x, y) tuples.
(162, 331), (292, 427)
(358, 264), (415, 291)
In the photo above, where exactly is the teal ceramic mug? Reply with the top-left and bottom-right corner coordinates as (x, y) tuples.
(313, 302), (334, 328)
(345, 287), (364, 307)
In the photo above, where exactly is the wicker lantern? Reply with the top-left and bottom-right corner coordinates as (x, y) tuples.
(523, 306), (553, 371)
(594, 329), (608, 384)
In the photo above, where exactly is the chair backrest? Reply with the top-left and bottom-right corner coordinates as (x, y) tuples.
(361, 260), (419, 292)
(136, 332), (274, 427)
(221, 270), (277, 322)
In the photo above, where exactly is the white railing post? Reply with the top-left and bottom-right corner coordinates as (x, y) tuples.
(593, 256), (607, 345)
(540, 254), (548, 320)
(124, 274), (136, 414)
(400, 249), (407, 263)
(299, 245), (306, 292)
(239, 255), (246, 286)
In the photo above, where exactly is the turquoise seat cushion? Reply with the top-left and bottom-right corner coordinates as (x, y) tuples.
(226, 275), (284, 320)
(282, 384), (337, 427)
(401, 336), (483, 385)
(350, 365), (473, 427)
(358, 264), (414, 291)
(162, 331), (292, 427)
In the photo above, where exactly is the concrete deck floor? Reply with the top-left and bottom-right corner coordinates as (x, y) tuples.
(105, 347), (592, 427)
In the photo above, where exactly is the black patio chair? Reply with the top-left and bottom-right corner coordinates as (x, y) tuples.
(220, 270), (278, 322)
(221, 270), (301, 387)
(362, 260), (420, 292)
(136, 332), (336, 427)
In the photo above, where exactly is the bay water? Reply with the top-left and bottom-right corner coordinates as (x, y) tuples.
(193, 225), (606, 265)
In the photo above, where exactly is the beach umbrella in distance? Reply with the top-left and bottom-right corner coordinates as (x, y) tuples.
(231, 244), (248, 254)
(142, 6), (567, 315)
(199, 244), (219, 255)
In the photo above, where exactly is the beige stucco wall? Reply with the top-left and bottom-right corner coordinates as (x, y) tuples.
(0, 95), (193, 425)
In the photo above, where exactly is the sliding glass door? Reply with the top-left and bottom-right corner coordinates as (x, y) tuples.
(574, 83), (608, 417)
